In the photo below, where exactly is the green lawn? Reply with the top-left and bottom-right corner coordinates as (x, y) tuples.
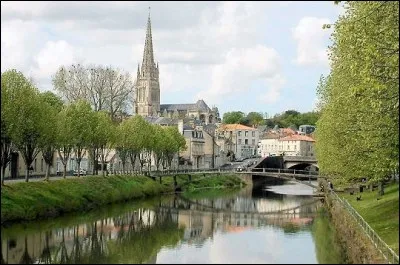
(341, 183), (399, 254)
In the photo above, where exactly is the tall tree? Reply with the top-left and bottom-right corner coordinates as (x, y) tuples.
(316, 1), (399, 191)
(1, 70), (47, 182)
(52, 64), (134, 121)
(67, 100), (94, 177)
(38, 91), (64, 180)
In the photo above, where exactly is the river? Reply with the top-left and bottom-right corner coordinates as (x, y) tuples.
(1, 180), (347, 264)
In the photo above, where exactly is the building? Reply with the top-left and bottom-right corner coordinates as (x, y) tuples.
(217, 124), (259, 160)
(133, 11), (220, 123)
(179, 121), (205, 169)
(134, 11), (160, 117)
(298, 125), (316, 135)
(258, 134), (316, 157)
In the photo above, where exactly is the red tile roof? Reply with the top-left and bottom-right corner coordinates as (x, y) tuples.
(279, 134), (315, 142)
(219, 124), (256, 131)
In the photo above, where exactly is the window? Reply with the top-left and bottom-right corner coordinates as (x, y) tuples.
(238, 131), (242, 136)
(252, 139), (255, 145)
(34, 159), (37, 172)
(294, 145), (297, 150)
(245, 131), (248, 137)
(287, 145), (290, 150)
(41, 159), (44, 172)
(252, 131), (255, 137)
(238, 139), (242, 145)
(245, 139), (248, 145)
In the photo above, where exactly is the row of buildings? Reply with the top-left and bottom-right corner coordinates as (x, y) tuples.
(4, 121), (316, 178)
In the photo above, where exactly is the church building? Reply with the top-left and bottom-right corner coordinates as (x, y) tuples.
(134, 11), (220, 124)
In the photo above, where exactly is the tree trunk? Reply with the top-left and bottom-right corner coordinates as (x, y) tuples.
(101, 160), (105, 177)
(25, 168), (29, 182)
(45, 163), (50, 181)
(1, 166), (5, 186)
(77, 160), (81, 177)
(378, 181), (384, 196)
(63, 164), (67, 179)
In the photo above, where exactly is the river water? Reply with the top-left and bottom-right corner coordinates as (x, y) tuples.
(1, 180), (347, 264)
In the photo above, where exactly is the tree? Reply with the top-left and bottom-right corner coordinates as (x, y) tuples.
(246, 112), (264, 127)
(67, 100), (94, 177)
(56, 107), (74, 178)
(316, 1), (399, 192)
(1, 76), (14, 185)
(38, 91), (64, 180)
(93, 111), (116, 176)
(52, 64), (134, 122)
(222, 111), (245, 124)
(1, 70), (47, 182)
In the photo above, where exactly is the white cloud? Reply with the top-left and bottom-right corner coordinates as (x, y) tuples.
(33, 40), (77, 79)
(292, 17), (331, 67)
(0, 20), (41, 73)
(196, 45), (285, 104)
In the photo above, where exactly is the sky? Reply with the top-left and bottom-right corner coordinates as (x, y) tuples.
(1, 1), (345, 117)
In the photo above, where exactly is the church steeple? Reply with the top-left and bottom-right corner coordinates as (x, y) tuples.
(135, 7), (160, 117)
(142, 7), (155, 71)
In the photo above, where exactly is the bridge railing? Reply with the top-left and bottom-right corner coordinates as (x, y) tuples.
(250, 168), (319, 176)
(330, 191), (399, 264)
(108, 167), (320, 177)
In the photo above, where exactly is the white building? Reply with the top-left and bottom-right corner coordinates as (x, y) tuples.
(259, 134), (315, 157)
(217, 124), (259, 160)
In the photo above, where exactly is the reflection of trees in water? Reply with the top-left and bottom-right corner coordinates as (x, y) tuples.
(18, 237), (33, 264)
(38, 231), (52, 264)
(2, 207), (183, 264)
(311, 208), (347, 264)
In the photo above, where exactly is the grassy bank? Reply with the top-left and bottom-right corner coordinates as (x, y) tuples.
(341, 183), (399, 254)
(1, 173), (246, 224)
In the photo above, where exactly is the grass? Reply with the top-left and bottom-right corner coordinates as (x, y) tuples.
(341, 182), (399, 254)
(1, 175), (174, 224)
(1, 173), (246, 224)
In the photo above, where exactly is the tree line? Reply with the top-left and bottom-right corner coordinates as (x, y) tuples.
(222, 110), (320, 128)
(1, 69), (186, 185)
(315, 1), (399, 191)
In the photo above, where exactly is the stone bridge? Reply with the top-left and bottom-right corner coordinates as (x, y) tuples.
(252, 155), (318, 171)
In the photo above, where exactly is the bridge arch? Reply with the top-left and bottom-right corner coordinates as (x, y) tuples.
(287, 163), (319, 171)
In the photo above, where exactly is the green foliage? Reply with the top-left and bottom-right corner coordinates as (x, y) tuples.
(1, 175), (174, 223)
(222, 111), (245, 124)
(316, 1), (399, 184)
(267, 110), (320, 128)
(1, 70), (49, 181)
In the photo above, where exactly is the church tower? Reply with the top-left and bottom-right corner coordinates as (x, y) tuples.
(135, 8), (160, 117)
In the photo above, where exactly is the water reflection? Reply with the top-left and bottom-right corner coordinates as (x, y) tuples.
(1, 183), (345, 264)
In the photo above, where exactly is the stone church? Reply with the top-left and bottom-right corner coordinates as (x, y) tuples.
(134, 11), (220, 124)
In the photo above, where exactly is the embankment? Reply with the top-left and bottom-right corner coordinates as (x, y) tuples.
(325, 192), (386, 263)
(1, 174), (246, 224)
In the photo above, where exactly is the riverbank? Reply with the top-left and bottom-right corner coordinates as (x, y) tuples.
(341, 183), (399, 254)
(1, 174), (246, 224)
(324, 182), (399, 263)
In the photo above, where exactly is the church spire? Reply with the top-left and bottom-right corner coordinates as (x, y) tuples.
(142, 7), (155, 69)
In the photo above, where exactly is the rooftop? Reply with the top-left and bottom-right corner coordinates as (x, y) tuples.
(218, 124), (256, 131)
(279, 134), (315, 142)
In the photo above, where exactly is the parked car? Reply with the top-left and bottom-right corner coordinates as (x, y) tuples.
(236, 165), (244, 172)
(73, 169), (87, 176)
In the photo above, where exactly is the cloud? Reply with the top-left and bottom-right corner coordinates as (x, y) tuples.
(33, 40), (78, 80)
(196, 45), (284, 104)
(292, 17), (331, 67)
(0, 20), (41, 74)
